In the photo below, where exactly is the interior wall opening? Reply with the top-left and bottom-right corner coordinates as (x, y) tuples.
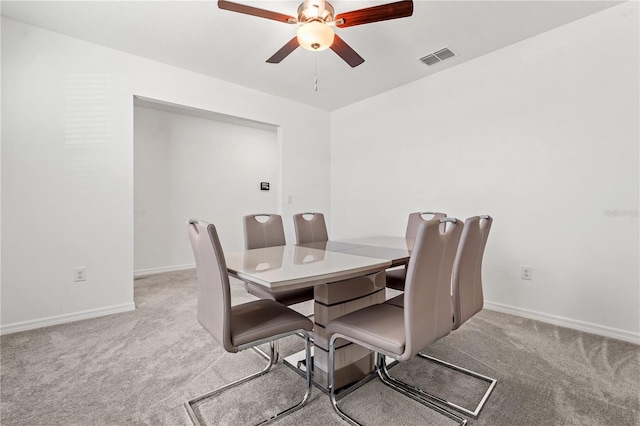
(133, 97), (280, 277)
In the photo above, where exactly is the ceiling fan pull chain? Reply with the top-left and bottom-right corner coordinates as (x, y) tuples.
(314, 57), (318, 92)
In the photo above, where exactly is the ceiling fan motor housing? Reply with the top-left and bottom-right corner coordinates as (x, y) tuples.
(297, 0), (335, 23)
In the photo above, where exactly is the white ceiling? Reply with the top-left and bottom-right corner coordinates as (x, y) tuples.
(1, 1), (623, 111)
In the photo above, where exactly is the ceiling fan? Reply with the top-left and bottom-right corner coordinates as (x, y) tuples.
(218, 0), (414, 68)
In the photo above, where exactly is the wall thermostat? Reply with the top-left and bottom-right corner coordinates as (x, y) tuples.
(260, 182), (270, 191)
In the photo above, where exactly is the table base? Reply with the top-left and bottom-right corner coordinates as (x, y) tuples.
(283, 271), (387, 392)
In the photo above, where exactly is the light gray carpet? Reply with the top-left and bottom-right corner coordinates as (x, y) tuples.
(1, 269), (639, 425)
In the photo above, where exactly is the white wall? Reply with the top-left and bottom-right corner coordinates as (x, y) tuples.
(134, 104), (279, 273)
(1, 17), (331, 333)
(2, 5), (638, 342)
(330, 2), (639, 342)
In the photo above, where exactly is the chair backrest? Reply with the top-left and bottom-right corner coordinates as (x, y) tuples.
(452, 215), (493, 330)
(401, 218), (463, 361)
(405, 212), (447, 239)
(187, 219), (236, 353)
(243, 214), (286, 250)
(293, 212), (329, 245)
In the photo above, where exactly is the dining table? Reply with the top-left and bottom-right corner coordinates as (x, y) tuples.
(224, 236), (413, 391)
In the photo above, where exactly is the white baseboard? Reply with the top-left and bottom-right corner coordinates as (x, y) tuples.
(484, 300), (640, 345)
(0, 302), (136, 336)
(134, 263), (195, 278)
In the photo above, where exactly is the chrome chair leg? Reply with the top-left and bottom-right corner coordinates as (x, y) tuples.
(328, 337), (360, 426)
(328, 337), (467, 426)
(252, 346), (272, 361)
(185, 334), (312, 426)
(376, 354), (467, 425)
(410, 352), (497, 418)
(252, 339), (282, 363)
(256, 333), (312, 425)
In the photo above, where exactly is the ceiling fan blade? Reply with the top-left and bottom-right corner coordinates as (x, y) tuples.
(218, 0), (296, 24)
(266, 37), (300, 64)
(330, 35), (365, 68)
(335, 0), (413, 28)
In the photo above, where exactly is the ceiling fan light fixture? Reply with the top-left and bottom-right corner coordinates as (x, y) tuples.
(297, 20), (334, 51)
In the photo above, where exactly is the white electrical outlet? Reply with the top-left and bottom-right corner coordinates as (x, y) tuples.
(521, 265), (533, 280)
(74, 267), (86, 282)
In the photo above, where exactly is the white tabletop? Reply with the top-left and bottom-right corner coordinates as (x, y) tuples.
(225, 245), (391, 292)
(337, 236), (414, 250)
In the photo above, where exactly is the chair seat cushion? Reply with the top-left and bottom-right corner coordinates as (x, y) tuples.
(230, 299), (313, 348)
(245, 282), (314, 306)
(326, 304), (405, 357)
(385, 268), (406, 291)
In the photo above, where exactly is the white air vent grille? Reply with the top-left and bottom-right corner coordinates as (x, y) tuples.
(420, 47), (455, 66)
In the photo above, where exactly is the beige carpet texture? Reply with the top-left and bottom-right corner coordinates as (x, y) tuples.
(1, 269), (639, 425)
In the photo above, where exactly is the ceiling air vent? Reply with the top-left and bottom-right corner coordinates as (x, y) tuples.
(420, 47), (455, 66)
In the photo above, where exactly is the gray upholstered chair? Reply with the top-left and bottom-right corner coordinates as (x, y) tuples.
(244, 213), (287, 249)
(293, 212), (329, 245)
(385, 215), (496, 418)
(386, 212), (447, 291)
(326, 218), (467, 426)
(185, 219), (313, 426)
(243, 214), (314, 306)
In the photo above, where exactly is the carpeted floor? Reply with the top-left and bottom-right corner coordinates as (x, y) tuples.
(1, 269), (638, 425)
